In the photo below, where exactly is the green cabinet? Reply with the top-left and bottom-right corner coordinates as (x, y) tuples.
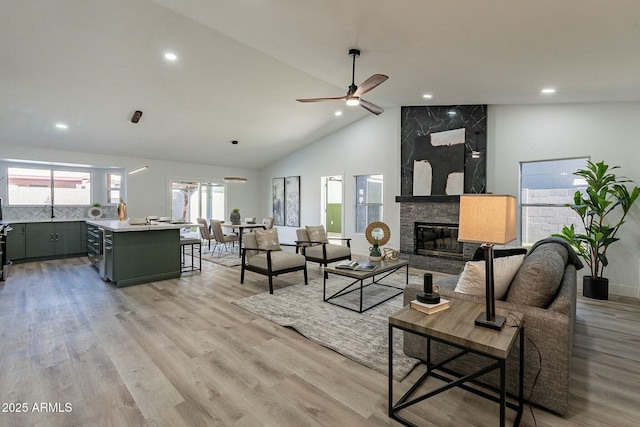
(6, 223), (26, 261)
(104, 229), (180, 287)
(53, 222), (83, 255)
(25, 222), (84, 259)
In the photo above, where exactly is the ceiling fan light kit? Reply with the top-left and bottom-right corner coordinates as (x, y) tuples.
(296, 48), (388, 115)
(346, 96), (360, 106)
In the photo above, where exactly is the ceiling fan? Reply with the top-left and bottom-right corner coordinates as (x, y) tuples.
(296, 49), (388, 115)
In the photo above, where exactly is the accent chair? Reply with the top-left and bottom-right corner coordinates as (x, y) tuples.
(241, 228), (307, 294)
(296, 225), (351, 274)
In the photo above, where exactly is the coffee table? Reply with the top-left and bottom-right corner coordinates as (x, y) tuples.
(323, 259), (409, 313)
(388, 299), (524, 427)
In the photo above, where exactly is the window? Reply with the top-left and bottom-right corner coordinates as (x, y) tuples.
(53, 170), (91, 205)
(107, 173), (121, 203)
(8, 167), (90, 205)
(354, 174), (383, 233)
(520, 158), (588, 245)
(171, 181), (225, 221)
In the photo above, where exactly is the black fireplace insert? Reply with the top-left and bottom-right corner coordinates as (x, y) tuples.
(414, 222), (463, 259)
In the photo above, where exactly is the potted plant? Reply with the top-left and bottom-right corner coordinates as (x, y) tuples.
(553, 160), (639, 300)
(230, 208), (241, 225)
(369, 237), (383, 261)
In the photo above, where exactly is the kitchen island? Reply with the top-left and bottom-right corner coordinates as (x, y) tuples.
(86, 219), (201, 288)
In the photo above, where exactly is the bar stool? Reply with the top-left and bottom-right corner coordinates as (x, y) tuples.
(180, 237), (201, 272)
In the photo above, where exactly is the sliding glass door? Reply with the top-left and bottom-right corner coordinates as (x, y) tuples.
(171, 181), (225, 221)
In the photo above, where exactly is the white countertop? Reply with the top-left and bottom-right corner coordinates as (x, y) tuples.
(86, 219), (202, 232)
(1, 218), (91, 225)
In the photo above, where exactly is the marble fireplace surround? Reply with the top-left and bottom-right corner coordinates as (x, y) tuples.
(398, 105), (486, 274)
(397, 196), (478, 274)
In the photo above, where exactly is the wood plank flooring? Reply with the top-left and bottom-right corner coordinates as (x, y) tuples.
(0, 256), (638, 426)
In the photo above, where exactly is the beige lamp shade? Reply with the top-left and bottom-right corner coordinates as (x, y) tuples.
(458, 194), (517, 244)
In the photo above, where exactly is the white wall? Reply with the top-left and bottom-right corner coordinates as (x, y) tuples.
(262, 102), (640, 298)
(0, 145), (261, 220)
(488, 102), (640, 297)
(260, 108), (401, 256)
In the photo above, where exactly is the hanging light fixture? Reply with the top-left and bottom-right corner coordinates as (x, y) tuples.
(223, 177), (248, 183)
(129, 110), (149, 175)
(129, 166), (149, 175)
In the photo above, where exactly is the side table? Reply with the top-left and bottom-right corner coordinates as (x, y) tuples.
(388, 299), (524, 427)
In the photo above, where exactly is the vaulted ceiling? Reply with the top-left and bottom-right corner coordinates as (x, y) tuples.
(2, 0), (639, 169)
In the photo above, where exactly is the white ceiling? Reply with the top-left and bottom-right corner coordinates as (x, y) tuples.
(2, 0), (639, 169)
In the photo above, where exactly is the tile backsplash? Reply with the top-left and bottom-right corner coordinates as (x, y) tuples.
(3, 206), (118, 221)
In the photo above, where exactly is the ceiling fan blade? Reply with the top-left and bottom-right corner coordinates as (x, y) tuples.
(359, 99), (384, 115)
(354, 74), (388, 97)
(296, 96), (346, 103)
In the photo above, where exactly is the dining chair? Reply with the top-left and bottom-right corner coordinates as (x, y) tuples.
(210, 219), (239, 255)
(196, 218), (215, 251)
(261, 217), (275, 229)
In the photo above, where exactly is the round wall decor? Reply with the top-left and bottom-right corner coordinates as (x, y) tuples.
(365, 221), (391, 246)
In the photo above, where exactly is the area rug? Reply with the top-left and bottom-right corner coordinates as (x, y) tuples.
(232, 271), (426, 381)
(200, 251), (242, 267)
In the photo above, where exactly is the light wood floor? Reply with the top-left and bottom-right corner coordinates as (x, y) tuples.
(0, 256), (638, 426)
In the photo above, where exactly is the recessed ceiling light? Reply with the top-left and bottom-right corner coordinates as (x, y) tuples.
(541, 88), (556, 94)
(422, 94), (433, 99)
(164, 52), (177, 61)
(55, 123), (68, 129)
(335, 111), (343, 116)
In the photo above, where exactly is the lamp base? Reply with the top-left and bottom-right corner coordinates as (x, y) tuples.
(474, 313), (506, 331)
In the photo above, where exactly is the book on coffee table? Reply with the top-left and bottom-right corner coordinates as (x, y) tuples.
(410, 298), (450, 315)
(335, 260), (377, 272)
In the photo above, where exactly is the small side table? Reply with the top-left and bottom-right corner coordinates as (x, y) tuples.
(388, 299), (524, 427)
(180, 237), (201, 273)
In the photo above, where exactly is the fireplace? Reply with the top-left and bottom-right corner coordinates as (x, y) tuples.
(414, 222), (462, 259)
(396, 196), (477, 274)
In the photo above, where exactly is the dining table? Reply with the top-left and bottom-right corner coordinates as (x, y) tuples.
(220, 222), (267, 257)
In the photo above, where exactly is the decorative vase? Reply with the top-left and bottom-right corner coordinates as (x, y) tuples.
(583, 276), (608, 300)
(117, 201), (126, 221)
(230, 210), (241, 225)
(369, 243), (382, 262)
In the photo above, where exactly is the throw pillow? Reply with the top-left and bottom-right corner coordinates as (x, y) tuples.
(306, 225), (329, 243)
(454, 254), (525, 300)
(506, 243), (568, 308)
(254, 228), (282, 251)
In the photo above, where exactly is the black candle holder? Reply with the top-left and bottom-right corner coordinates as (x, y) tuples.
(416, 273), (440, 304)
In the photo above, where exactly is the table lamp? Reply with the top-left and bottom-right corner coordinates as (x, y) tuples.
(458, 194), (517, 330)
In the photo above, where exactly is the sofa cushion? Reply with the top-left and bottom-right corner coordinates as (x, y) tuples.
(305, 225), (329, 243)
(254, 228), (281, 251)
(506, 243), (568, 308)
(455, 254), (525, 299)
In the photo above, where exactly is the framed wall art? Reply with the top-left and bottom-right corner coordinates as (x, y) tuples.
(284, 176), (300, 227)
(272, 177), (285, 226)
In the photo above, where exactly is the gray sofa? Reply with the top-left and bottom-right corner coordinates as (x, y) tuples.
(403, 238), (583, 415)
